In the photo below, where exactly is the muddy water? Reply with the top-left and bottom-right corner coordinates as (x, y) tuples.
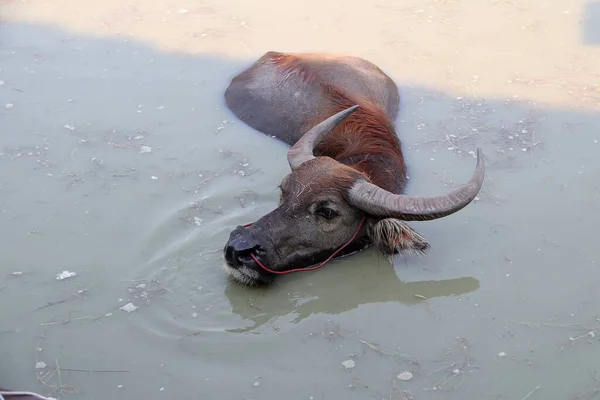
(1, 1), (600, 399)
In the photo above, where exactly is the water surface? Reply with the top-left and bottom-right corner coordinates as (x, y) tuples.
(1, 1), (600, 399)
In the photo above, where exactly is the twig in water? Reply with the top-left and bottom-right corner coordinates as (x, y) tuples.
(522, 384), (541, 400)
(40, 316), (91, 326)
(50, 358), (79, 395)
(502, 318), (598, 331)
(414, 294), (442, 320)
(34, 300), (67, 311)
(360, 340), (421, 368)
(560, 328), (600, 351)
(55, 359), (62, 393)
(57, 368), (130, 373)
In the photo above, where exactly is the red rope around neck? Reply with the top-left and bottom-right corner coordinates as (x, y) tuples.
(242, 216), (366, 275)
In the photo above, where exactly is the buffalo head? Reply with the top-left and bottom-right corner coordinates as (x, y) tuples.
(222, 105), (485, 286)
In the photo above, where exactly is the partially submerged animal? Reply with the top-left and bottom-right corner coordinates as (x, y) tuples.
(222, 51), (485, 286)
(0, 388), (52, 400)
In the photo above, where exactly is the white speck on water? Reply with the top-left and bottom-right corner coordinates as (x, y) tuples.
(151, 176), (159, 180)
(35, 361), (47, 369)
(5, 103), (14, 109)
(136, 283), (146, 289)
(159, 387), (164, 391)
(120, 302), (139, 313)
(134, 135), (144, 140)
(140, 146), (152, 154)
(64, 124), (75, 130)
(498, 352), (506, 357)
(56, 270), (76, 280)
(253, 381), (260, 387)
(192, 313), (198, 318)
(589, 331), (596, 338)
(12, 271), (23, 277)
(118, 385), (123, 389)
(179, 9), (189, 13)
(0, 80), (4, 85)
(397, 371), (413, 381)
(453, 369), (460, 375)
(193, 216), (203, 226)
(342, 359), (356, 369)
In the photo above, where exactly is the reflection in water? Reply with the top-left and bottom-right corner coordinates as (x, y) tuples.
(223, 255), (480, 332)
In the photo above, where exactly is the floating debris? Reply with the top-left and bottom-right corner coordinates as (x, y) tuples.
(397, 371), (413, 381)
(140, 146), (152, 154)
(151, 176), (159, 180)
(56, 270), (76, 280)
(5, 103), (14, 109)
(341, 359), (356, 369)
(35, 361), (47, 369)
(64, 124), (75, 131)
(497, 352), (506, 357)
(11, 271), (23, 277)
(120, 302), (139, 313)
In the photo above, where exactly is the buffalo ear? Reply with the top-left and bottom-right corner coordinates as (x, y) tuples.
(370, 218), (430, 255)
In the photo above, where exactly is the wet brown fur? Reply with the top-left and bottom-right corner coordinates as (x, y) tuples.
(270, 54), (408, 195)
(279, 157), (365, 208)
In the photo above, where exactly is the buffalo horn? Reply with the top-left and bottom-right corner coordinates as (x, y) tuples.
(287, 105), (359, 170)
(348, 148), (485, 221)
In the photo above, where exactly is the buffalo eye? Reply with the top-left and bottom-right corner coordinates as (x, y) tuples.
(316, 206), (339, 220)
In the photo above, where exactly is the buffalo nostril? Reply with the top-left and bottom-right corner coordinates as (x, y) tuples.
(224, 227), (263, 267)
(235, 248), (257, 264)
(224, 244), (236, 264)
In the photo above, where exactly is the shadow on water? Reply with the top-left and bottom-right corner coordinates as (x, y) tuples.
(1, 20), (600, 399)
(224, 256), (480, 333)
(583, 1), (600, 45)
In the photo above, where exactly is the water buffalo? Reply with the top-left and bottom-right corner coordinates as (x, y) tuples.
(0, 388), (52, 400)
(222, 51), (485, 286)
